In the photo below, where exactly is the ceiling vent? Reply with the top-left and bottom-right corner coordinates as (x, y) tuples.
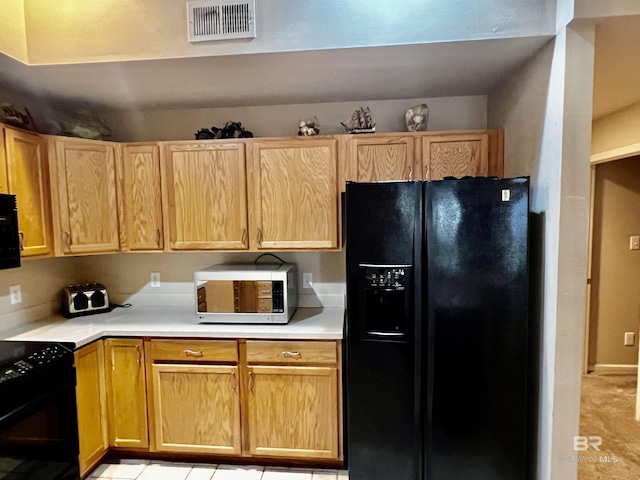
(187, 0), (256, 42)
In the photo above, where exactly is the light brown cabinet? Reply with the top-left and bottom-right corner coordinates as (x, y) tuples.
(146, 339), (242, 455)
(245, 340), (341, 460)
(48, 137), (120, 255)
(104, 339), (149, 449)
(0, 126), (53, 256)
(162, 141), (248, 250)
(119, 144), (163, 251)
(343, 134), (416, 184)
(247, 139), (340, 250)
(420, 130), (504, 180)
(74, 341), (108, 477)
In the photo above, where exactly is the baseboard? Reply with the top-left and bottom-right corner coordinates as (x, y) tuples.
(591, 364), (638, 374)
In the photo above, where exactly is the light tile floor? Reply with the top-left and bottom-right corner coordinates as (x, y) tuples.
(89, 459), (349, 480)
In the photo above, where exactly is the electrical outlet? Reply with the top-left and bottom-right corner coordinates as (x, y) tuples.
(303, 272), (313, 289)
(624, 332), (636, 346)
(630, 236), (640, 250)
(9, 285), (22, 305)
(150, 272), (161, 288)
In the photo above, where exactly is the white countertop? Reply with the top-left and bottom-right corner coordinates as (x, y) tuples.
(0, 306), (345, 348)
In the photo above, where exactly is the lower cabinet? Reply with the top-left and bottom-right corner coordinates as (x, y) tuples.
(104, 338), (149, 449)
(75, 337), (342, 471)
(74, 341), (108, 477)
(146, 339), (242, 455)
(245, 340), (340, 459)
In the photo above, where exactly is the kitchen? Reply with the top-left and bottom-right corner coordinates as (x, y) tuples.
(0, 1), (604, 480)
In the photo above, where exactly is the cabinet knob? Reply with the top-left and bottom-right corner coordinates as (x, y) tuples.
(407, 165), (413, 181)
(241, 228), (247, 246)
(156, 229), (161, 247)
(248, 371), (254, 392)
(135, 344), (141, 365)
(230, 371), (237, 390)
(256, 228), (263, 245)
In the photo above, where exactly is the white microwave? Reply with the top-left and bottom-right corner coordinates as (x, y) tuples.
(194, 263), (297, 324)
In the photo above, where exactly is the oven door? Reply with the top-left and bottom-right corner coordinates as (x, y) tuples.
(0, 377), (79, 480)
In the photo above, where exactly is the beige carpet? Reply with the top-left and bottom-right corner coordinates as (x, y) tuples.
(578, 373), (640, 480)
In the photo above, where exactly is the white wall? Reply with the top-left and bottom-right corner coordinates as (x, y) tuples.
(74, 251), (346, 309)
(99, 95), (487, 142)
(0, 256), (85, 330)
(488, 22), (594, 480)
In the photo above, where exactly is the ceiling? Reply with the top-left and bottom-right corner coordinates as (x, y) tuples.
(0, 37), (551, 112)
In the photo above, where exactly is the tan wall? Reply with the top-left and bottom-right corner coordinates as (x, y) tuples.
(0, 0), (27, 62)
(589, 157), (640, 366)
(592, 103), (640, 156)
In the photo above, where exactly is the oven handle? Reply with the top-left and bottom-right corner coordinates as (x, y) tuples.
(0, 377), (77, 432)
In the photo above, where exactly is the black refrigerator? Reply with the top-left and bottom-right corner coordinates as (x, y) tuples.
(344, 177), (530, 480)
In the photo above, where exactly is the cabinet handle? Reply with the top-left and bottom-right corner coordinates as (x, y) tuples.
(407, 165), (413, 181)
(248, 371), (254, 392)
(425, 167), (430, 181)
(156, 229), (161, 246)
(241, 228), (247, 246)
(184, 349), (203, 357)
(135, 344), (141, 365)
(64, 232), (71, 248)
(256, 228), (263, 245)
(111, 348), (115, 371)
(281, 351), (301, 358)
(230, 371), (237, 390)
(18, 231), (24, 251)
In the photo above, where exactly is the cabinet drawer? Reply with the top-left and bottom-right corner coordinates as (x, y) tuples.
(246, 341), (337, 365)
(148, 340), (238, 363)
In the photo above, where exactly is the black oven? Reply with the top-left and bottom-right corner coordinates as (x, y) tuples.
(0, 341), (79, 480)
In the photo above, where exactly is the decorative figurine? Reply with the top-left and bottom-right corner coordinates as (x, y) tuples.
(61, 110), (111, 140)
(405, 104), (429, 132)
(298, 116), (320, 136)
(341, 107), (375, 134)
(194, 121), (253, 140)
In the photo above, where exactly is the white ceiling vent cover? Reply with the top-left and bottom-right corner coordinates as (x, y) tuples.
(188, 0), (256, 42)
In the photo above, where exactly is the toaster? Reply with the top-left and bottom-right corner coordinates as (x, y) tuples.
(63, 283), (110, 317)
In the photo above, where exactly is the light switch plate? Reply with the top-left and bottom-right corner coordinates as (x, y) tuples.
(150, 272), (161, 288)
(9, 285), (22, 305)
(625, 332), (635, 346)
(630, 236), (640, 250)
(303, 272), (313, 289)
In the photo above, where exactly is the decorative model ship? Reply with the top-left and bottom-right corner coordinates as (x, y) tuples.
(341, 107), (376, 134)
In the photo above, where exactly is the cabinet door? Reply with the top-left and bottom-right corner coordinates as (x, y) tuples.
(104, 339), (149, 449)
(74, 341), (108, 476)
(247, 365), (339, 459)
(163, 142), (248, 250)
(347, 135), (415, 183)
(50, 138), (119, 254)
(422, 133), (489, 180)
(248, 139), (339, 250)
(120, 144), (163, 251)
(3, 127), (53, 256)
(150, 363), (241, 454)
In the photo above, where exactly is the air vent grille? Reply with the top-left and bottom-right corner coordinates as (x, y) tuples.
(188, 0), (256, 42)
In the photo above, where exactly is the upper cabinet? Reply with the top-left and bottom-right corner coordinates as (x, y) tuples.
(120, 144), (164, 251)
(420, 130), (504, 180)
(0, 126), (53, 256)
(162, 141), (248, 250)
(247, 139), (340, 250)
(48, 137), (120, 255)
(343, 134), (416, 185)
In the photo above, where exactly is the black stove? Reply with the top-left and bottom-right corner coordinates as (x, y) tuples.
(0, 340), (79, 480)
